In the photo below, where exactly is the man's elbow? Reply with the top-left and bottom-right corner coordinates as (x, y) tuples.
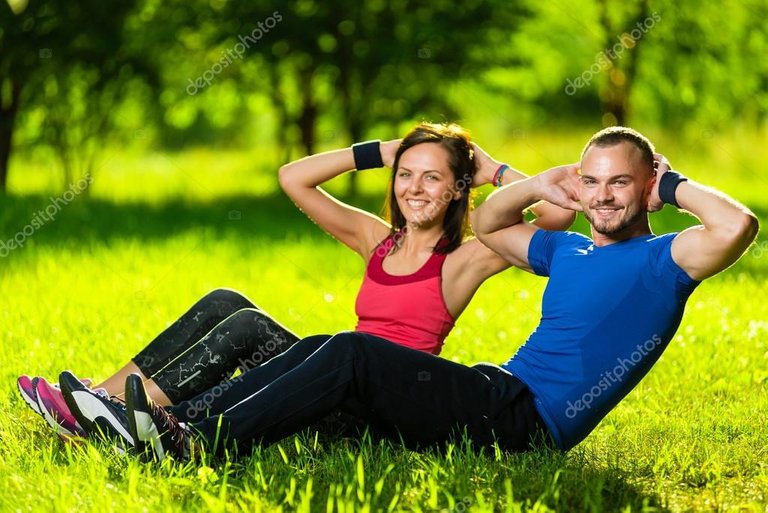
(725, 210), (759, 251)
(537, 209), (576, 232)
(740, 211), (760, 245)
(471, 208), (492, 239)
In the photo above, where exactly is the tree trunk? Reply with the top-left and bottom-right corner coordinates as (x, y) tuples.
(297, 67), (317, 156)
(0, 80), (22, 192)
(597, 0), (650, 126)
(339, 66), (364, 197)
(346, 119), (363, 197)
(266, 61), (292, 168)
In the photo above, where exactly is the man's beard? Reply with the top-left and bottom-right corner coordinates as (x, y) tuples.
(583, 203), (646, 235)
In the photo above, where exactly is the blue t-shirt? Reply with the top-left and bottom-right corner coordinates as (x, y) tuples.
(503, 230), (699, 450)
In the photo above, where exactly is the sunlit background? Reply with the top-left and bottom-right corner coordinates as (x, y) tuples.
(1, 1), (767, 511)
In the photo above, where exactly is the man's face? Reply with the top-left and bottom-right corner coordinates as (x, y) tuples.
(579, 141), (654, 236)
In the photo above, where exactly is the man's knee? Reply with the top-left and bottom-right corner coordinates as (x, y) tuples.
(322, 331), (368, 355)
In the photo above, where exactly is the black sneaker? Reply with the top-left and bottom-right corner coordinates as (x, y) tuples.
(125, 373), (191, 461)
(59, 370), (134, 448)
(92, 417), (131, 455)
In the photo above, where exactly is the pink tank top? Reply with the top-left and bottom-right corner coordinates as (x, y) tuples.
(354, 234), (456, 355)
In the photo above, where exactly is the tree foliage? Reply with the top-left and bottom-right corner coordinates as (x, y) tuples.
(1, 0), (765, 192)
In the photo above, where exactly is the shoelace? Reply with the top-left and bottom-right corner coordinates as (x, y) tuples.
(149, 401), (188, 457)
(105, 394), (127, 414)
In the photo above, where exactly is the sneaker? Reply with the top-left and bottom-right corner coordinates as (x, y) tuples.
(126, 373), (191, 461)
(17, 375), (94, 417)
(92, 417), (131, 455)
(35, 377), (87, 437)
(59, 370), (134, 448)
(17, 375), (42, 416)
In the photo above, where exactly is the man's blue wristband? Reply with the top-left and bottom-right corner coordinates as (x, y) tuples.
(658, 170), (688, 208)
(351, 140), (383, 170)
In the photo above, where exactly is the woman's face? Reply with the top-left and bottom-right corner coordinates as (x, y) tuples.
(393, 143), (460, 229)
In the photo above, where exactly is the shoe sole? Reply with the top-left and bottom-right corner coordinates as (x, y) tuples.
(126, 377), (164, 461)
(18, 377), (43, 416)
(37, 396), (82, 437)
(66, 389), (134, 447)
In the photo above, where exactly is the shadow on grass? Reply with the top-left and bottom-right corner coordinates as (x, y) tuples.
(0, 192), (386, 250)
(1, 191), (765, 278)
(226, 434), (672, 511)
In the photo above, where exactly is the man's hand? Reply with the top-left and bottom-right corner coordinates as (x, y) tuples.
(535, 164), (583, 212)
(647, 153), (670, 212)
(473, 163), (578, 273)
(380, 139), (401, 169)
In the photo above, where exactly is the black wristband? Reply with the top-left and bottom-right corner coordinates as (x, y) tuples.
(658, 170), (688, 208)
(351, 140), (383, 170)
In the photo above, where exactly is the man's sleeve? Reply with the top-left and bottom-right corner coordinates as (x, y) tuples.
(527, 229), (564, 277)
(653, 233), (700, 298)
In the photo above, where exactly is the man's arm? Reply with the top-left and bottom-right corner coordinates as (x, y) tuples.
(652, 155), (759, 281)
(473, 162), (582, 272)
(470, 144), (577, 231)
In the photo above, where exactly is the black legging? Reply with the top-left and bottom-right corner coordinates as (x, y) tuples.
(131, 289), (299, 403)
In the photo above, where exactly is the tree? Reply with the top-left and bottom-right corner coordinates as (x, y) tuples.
(219, 0), (526, 193)
(595, 0), (653, 126)
(0, 0), (157, 191)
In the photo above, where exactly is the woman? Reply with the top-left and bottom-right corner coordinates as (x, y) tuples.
(25, 122), (573, 442)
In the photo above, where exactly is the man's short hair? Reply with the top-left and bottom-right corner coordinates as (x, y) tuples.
(581, 126), (656, 171)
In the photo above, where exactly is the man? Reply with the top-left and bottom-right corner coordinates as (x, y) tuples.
(62, 127), (758, 459)
(471, 126), (758, 449)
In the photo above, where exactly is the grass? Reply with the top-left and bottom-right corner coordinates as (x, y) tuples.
(1, 127), (767, 511)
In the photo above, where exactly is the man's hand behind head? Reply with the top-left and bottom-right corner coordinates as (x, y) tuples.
(647, 153), (671, 212)
(536, 164), (583, 212)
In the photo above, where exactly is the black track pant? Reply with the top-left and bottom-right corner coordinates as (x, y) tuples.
(174, 332), (552, 454)
(131, 289), (299, 403)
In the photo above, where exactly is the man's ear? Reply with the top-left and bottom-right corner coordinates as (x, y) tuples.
(644, 173), (657, 202)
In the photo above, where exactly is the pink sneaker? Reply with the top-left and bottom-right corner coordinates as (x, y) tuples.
(17, 375), (94, 417)
(35, 377), (94, 437)
(17, 375), (43, 416)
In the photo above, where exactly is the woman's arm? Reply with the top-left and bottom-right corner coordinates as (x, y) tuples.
(278, 141), (399, 259)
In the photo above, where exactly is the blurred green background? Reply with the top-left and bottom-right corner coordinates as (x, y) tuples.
(1, 0), (766, 196)
(2, 2), (768, 511)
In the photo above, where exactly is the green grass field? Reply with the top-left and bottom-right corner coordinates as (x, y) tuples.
(1, 128), (766, 511)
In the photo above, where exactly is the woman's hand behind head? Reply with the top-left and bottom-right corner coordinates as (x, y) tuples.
(470, 143), (504, 187)
(380, 139), (402, 169)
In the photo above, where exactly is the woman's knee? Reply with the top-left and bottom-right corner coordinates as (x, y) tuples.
(201, 288), (256, 310)
(220, 308), (263, 333)
(222, 308), (293, 351)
